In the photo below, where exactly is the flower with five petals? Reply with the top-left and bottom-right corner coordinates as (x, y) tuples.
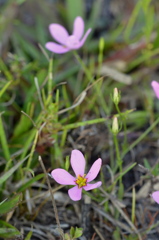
(51, 149), (102, 201)
(45, 16), (92, 54)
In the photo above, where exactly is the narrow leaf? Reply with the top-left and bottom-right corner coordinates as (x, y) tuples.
(0, 154), (30, 185)
(0, 115), (10, 161)
(17, 173), (44, 192)
(0, 220), (21, 238)
(0, 193), (22, 216)
(0, 228), (20, 238)
(0, 81), (12, 98)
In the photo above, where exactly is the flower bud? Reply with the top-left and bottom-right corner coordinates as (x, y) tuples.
(112, 116), (119, 134)
(113, 88), (120, 105)
(99, 37), (105, 52)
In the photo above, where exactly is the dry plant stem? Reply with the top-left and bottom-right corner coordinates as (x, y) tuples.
(58, 91), (86, 115)
(93, 203), (134, 233)
(38, 156), (64, 240)
(93, 225), (105, 240)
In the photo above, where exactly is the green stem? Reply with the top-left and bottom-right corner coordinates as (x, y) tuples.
(115, 104), (128, 151)
(73, 51), (92, 81)
(47, 58), (53, 104)
(113, 133), (122, 185)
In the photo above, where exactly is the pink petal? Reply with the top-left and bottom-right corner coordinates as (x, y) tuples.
(68, 186), (82, 201)
(151, 81), (159, 99)
(83, 181), (102, 191)
(49, 24), (69, 45)
(152, 191), (159, 204)
(85, 158), (102, 182)
(71, 150), (85, 177)
(45, 42), (69, 54)
(74, 28), (92, 49)
(51, 169), (76, 185)
(73, 16), (84, 40)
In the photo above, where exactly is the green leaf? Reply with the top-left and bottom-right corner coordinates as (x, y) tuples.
(0, 154), (30, 185)
(74, 227), (83, 238)
(64, 233), (70, 240)
(66, 0), (84, 30)
(0, 193), (22, 216)
(0, 228), (20, 238)
(17, 173), (44, 192)
(113, 228), (121, 240)
(143, 158), (151, 170)
(62, 118), (106, 130)
(0, 81), (12, 98)
(0, 115), (11, 161)
(0, 59), (13, 81)
(64, 156), (70, 171)
(22, 167), (35, 177)
(0, 220), (21, 238)
(13, 113), (32, 138)
(70, 226), (75, 238)
(24, 230), (33, 240)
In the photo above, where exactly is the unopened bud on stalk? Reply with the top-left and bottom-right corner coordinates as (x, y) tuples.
(112, 116), (119, 134)
(99, 37), (105, 52)
(113, 88), (120, 105)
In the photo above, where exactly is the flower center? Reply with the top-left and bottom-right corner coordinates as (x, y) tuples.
(66, 35), (80, 49)
(75, 175), (87, 188)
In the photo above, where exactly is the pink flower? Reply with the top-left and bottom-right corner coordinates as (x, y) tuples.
(51, 149), (102, 201)
(151, 191), (159, 204)
(45, 16), (91, 54)
(151, 81), (159, 99)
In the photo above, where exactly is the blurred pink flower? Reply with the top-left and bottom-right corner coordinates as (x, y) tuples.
(45, 16), (91, 54)
(51, 149), (102, 201)
(151, 81), (159, 99)
(152, 191), (159, 204)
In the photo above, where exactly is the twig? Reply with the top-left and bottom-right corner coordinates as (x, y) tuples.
(21, 185), (64, 203)
(38, 156), (64, 240)
(58, 91), (86, 115)
(93, 225), (105, 240)
(100, 65), (132, 85)
(93, 204), (133, 233)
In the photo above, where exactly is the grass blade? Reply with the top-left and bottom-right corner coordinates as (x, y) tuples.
(0, 114), (10, 161)
(0, 154), (30, 185)
(0, 193), (22, 216)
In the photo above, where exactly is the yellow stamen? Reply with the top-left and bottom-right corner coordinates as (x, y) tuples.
(75, 175), (87, 188)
